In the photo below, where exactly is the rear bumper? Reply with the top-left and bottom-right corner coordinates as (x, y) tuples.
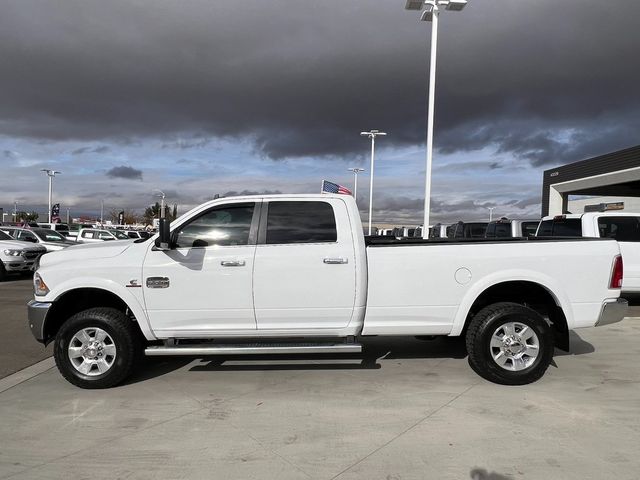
(27, 300), (51, 343)
(596, 298), (628, 327)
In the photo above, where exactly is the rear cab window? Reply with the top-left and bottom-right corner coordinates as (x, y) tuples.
(537, 218), (582, 237)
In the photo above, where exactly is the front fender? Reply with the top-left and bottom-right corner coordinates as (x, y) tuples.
(45, 277), (156, 341)
(448, 269), (573, 336)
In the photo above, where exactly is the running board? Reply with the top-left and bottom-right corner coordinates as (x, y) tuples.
(145, 343), (362, 356)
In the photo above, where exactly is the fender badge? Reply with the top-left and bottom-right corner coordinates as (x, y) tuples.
(126, 279), (142, 288)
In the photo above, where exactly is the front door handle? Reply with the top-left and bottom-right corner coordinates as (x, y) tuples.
(221, 260), (246, 267)
(323, 257), (348, 264)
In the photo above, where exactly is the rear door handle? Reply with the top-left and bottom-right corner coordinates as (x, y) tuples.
(221, 260), (246, 267)
(323, 257), (348, 264)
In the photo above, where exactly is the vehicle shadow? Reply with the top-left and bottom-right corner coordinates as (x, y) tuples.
(554, 330), (595, 357)
(123, 332), (593, 384)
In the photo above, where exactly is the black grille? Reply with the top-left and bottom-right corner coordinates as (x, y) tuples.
(22, 251), (40, 260)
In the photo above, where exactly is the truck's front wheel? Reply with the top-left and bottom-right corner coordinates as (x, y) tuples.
(466, 302), (554, 385)
(54, 308), (141, 389)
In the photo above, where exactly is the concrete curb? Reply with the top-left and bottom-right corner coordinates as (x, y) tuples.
(0, 357), (55, 394)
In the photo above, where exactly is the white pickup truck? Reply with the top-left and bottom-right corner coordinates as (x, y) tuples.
(27, 194), (627, 389)
(537, 212), (640, 294)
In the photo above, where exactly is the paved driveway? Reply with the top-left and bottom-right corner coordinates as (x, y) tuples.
(0, 278), (51, 379)
(1, 318), (639, 480)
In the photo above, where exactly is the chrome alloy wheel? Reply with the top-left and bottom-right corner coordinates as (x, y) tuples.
(67, 328), (117, 376)
(490, 322), (540, 371)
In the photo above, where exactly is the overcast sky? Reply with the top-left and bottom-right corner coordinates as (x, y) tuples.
(1, 0), (639, 224)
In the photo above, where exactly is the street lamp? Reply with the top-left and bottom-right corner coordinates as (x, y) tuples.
(347, 168), (365, 204)
(153, 190), (166, 219)
(405, 0), (469, 238)
(40, 169), (61, 223)
(360, 130), (387, 235)
(488, 207), (495, 222)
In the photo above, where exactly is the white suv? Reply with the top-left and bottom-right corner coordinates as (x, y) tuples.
(0, 229), (47, 280)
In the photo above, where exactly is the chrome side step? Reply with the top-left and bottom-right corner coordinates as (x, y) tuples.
(145, 343), (362, 356)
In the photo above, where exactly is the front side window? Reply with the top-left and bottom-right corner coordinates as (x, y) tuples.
(113, 230), (129, 240)
(266, 201), (336, 244)
(98, 231), (115, 240)
(175, 203), (255, 248)
(81, 231), (94, 239)
(598, 217), (640, 242)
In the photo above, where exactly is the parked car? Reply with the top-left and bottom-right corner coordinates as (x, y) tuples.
(28, 194), (626, 389)
(429, 223), (447, 239)
(447, 221), (488, 239)
(0, 229), (46, 280)
(0, 227), (75, 252)
(537, 211), (640, 294)
(485, 218), (540, 238)
(75, 228), (132, 243)
(37, 223), (71, 237)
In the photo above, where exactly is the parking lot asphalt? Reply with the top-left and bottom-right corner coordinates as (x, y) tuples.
(0, 278), (51, 379)
(1, 293), (639, 479)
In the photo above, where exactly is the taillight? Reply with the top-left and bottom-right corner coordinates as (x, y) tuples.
(610, 255), (623, 289)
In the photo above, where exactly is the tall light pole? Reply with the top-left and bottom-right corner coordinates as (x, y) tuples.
(405, 0), (469, 238)
(154, 190), (166, 219)
(348, 168), (365, 204)
(100, 199), (104, 225)
(360, 130), (387, 235)
(488, 207), (495, 222)
(40, 169), (61, 223)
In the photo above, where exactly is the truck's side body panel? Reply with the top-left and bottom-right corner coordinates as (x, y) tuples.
(363, 239), (621, 335)
(253, 197), (358, 330)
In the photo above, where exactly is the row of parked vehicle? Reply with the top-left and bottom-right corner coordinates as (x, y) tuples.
(378, 205), (640, 294)
(0, 222), (153, 280)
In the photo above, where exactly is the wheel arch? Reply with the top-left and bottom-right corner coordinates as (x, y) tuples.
(43, 286), (154, 345)
(451, 275), (572, 351)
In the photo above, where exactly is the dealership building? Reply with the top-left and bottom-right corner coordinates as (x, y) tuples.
(541, 144), (640, 216)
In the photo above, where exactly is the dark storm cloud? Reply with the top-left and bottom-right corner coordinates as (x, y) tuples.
(72, 145), (110, 155)
(1, 0), (639, 165)
(106, 165), (143, 180)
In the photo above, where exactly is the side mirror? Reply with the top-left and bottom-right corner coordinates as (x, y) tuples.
(154, 218), (173, 251)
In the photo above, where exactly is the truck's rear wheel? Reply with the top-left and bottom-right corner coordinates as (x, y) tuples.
(54, 307), (141, 389)
(465, 302), (554, 385)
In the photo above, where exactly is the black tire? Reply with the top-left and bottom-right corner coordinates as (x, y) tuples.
(54, 307), (142, 389)
(465, 302), (554, 385)
(0, 262), (6, 281)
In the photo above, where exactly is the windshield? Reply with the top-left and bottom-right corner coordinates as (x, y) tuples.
(113, 230), (130, 240)
(34, 229), (67, 242)
(0, 230), (12, 241)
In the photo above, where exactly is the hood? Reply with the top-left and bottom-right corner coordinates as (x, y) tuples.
(39, 240), (134, 267)
(0, 240), (47, 252)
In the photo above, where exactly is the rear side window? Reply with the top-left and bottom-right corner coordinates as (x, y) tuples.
(466, 223), (487, 238)
(266, 201), (336, 244)
(598, 217), (640, 242)
(536, 219), (582, 236)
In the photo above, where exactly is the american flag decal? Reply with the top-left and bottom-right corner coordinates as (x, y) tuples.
(321, 180), (352, 196)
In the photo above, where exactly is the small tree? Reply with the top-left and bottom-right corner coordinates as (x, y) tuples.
(17, 211), (39, 222)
